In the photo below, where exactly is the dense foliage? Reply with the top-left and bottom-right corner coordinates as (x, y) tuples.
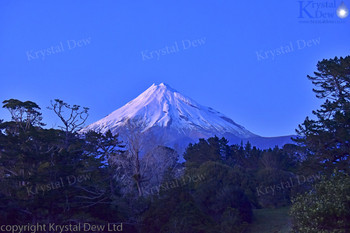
(294, 56), (350, 175)
(0, 99), (137, 232)
(290, 171), (350, 233)
(290, 55), (350, 232)
(0, 100), (300, 232)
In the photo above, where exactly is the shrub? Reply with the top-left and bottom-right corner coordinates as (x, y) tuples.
(290, 171), (350, 233)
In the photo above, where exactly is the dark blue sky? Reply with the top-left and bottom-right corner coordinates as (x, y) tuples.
(1, 0), (349, 136)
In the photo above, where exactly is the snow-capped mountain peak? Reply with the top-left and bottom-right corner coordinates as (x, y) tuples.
(82, 83), (256, 140)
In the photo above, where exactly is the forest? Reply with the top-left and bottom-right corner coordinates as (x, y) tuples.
(0, 56), (349, 232)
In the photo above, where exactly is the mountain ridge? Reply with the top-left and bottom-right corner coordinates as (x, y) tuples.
(82, 83), (294, 152)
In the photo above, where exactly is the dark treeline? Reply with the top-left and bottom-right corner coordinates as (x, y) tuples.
(0, 56), (349, 233)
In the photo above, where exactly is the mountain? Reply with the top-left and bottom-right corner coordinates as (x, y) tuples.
(81, 83), (294, 154)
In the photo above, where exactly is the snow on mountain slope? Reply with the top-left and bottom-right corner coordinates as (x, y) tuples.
(82, 83), (257, 140)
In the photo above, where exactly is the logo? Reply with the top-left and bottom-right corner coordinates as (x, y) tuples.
(298, 0), (349, 23)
